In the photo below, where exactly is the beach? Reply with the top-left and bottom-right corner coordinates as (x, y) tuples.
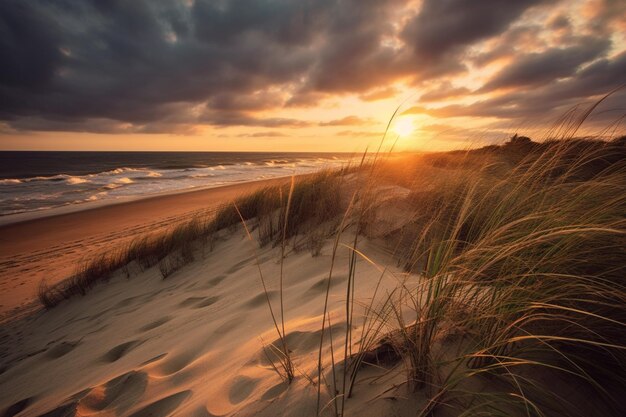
(0, 170), (408, 417)
(0, 177), (292, 321)
(0, 214), (399, 417)
(2, 1), (625, 415)
(0, 140), (624, 417)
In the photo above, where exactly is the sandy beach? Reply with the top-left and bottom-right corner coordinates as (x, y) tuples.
(0, 177), (291, 320)
(2, 1), (625, 415)
(0, 220), (401, 417)
(0, 140), (625, 417)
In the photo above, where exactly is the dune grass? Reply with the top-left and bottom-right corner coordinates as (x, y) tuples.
(333, 136), (626, 417)
(35, 120), (625, 416)
(37, 170), (344, 309)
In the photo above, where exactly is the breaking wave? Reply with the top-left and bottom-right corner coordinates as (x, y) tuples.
(0, 156), (353, 217)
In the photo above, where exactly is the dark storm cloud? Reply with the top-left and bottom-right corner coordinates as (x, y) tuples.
(0, 0), (623, 134)
(360, 87), (399, 102)
(0, 0), (321, 130)
(405, 50), (626, 121)
(0, 2), (63, 91)
(202, 110), (314, 128)
(206, 91), (285, 112)
(192, 0), (332, 46)
(301, 0), (409, 93)
(401, 0), (550, 61)
(548, 14), (571, 31)
(419, 82), (471, 102)
(470, 25), (544, 67)
(479, 37), (611, 92)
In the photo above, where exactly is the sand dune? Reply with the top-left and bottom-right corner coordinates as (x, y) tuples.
(0, 178), (291, 321)
(2, 140), (624, 417)
(0, 224), (407, 417)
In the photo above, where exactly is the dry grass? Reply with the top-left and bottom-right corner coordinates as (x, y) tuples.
(37, 170), (344, 308)
(296, 132), (625, 416)
(346, 136), (626, 417)
(35, 116), (626, 416)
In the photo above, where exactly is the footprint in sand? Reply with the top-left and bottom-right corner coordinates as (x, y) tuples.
(114, 295), (141, 308)
(140, 352), (168, 366)
(178, 296), (219, 309)
(157, 349), (202, 375)
(128, 390), (192, 417)
(1, 396), (34, 417)
(139, 316), (172, 332)
(66, 387), (92, 402)
(178, 296), (204, 307)
(205, 274), (227, 287)
(189, 406), (220, 417)
(225, 256), (256, 274)
(244, 290), (278, 308)
(34, 401), (77, 417)
(192, 296), (219, 309)
(213, 317), (241, 338)
(100, 340), (142, 363)
(260, 382), (289, 401)
(252, 327), (345, 367)
(308, 275), (346, 293)
(228, 376), (260, 404)
(85, 308), (111, 323)
(78, 370), (149, 414)
(44, 340), (81, 359)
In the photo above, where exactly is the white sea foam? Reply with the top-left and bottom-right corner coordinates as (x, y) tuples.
(66, 177), (89, 185)
(101, 167), (141, 176)
(0, 155), (354, 217)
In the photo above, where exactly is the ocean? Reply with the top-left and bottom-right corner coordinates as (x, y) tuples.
(0, 151), (355, 217)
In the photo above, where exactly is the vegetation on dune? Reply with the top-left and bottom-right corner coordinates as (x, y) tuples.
(332, 135), (626, 417)
(37, 170), (344, 308)
(36, 124), (626, 416)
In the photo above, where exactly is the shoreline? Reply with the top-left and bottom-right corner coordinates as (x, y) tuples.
(0, 176), (293, 319)
(0, 175), (297, 227)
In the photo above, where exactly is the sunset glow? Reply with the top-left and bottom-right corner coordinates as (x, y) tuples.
(393, 117), (416, 138)
(1, 3), (625, 416)
(0, 0), (624, 152)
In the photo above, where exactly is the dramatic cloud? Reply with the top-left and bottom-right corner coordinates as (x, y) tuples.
(479, 36), (611, 92)
(0, 0), (624, 144)
(401, 0), (549, 61)
(360, 87), (400, 102)
(419, 82), (471, 102)
(405, 50), (626, 121)
(202, 111), (315, 128)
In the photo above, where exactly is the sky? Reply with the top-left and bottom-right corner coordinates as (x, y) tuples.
(1, 0), (625, 152)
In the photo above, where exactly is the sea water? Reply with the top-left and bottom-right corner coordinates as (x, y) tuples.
(0, 151), (355, 217)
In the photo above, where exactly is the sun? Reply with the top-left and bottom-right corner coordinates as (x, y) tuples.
(393, 117), (415, 137)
